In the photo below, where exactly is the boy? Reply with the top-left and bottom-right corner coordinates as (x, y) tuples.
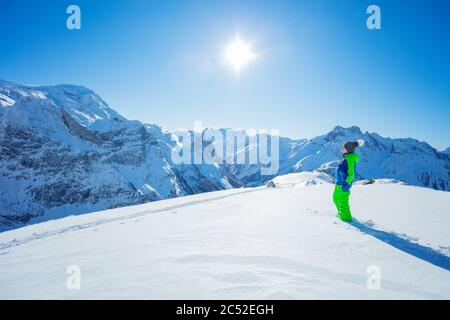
(333, 140), (364, 222)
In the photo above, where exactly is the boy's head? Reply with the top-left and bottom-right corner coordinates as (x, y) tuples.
(341, 139), (365, 153)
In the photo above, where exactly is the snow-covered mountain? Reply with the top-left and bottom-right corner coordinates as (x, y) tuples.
(1, 80), (449, 230)
(1, 173), (449, 299)
(230, 125), (450, 190)
(0, 81), (239, 230)
(442, 147), (450, 155)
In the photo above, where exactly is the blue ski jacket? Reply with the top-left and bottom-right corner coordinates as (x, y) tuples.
(335, 152), (359, 191)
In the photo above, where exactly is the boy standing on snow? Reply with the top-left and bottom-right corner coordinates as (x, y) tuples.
(333, 140), (364, 222)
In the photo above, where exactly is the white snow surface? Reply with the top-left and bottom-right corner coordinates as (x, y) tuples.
(0, 172), (449, 299)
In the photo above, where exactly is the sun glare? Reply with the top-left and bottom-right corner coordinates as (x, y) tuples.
(224, 36), (257, 73)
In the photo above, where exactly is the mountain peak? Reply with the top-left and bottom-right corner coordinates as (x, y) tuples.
(51, 83), (95, 95)
(0, 79), (95, 96)
(0, 80), (125, 127)
(330, 125), (362, 134)
(324, 125), (363, 141)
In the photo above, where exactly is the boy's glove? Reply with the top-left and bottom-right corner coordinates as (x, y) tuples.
(342, 182), (351, 192)
(345, 176), (353, 184)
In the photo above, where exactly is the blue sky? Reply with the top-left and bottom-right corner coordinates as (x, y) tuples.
(1, 0), (449, 149)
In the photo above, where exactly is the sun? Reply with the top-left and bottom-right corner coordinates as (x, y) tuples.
(224, 36), (257, 73)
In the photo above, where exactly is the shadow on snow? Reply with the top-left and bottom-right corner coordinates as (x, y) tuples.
(350, 219), (450, 272)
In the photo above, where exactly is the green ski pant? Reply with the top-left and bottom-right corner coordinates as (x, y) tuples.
(333, 185), (352, 222)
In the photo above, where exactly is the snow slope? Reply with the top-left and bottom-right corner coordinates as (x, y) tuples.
(0, 173), (449, 299)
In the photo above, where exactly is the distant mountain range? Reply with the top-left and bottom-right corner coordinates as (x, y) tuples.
(1, 80), (449, 230)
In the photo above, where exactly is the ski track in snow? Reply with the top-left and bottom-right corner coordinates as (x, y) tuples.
(0, 188), (262, 252)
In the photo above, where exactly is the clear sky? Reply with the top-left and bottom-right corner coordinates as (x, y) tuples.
(1, 0), (449, 149)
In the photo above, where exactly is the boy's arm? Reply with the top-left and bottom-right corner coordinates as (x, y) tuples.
(345, 158), (356, 184)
